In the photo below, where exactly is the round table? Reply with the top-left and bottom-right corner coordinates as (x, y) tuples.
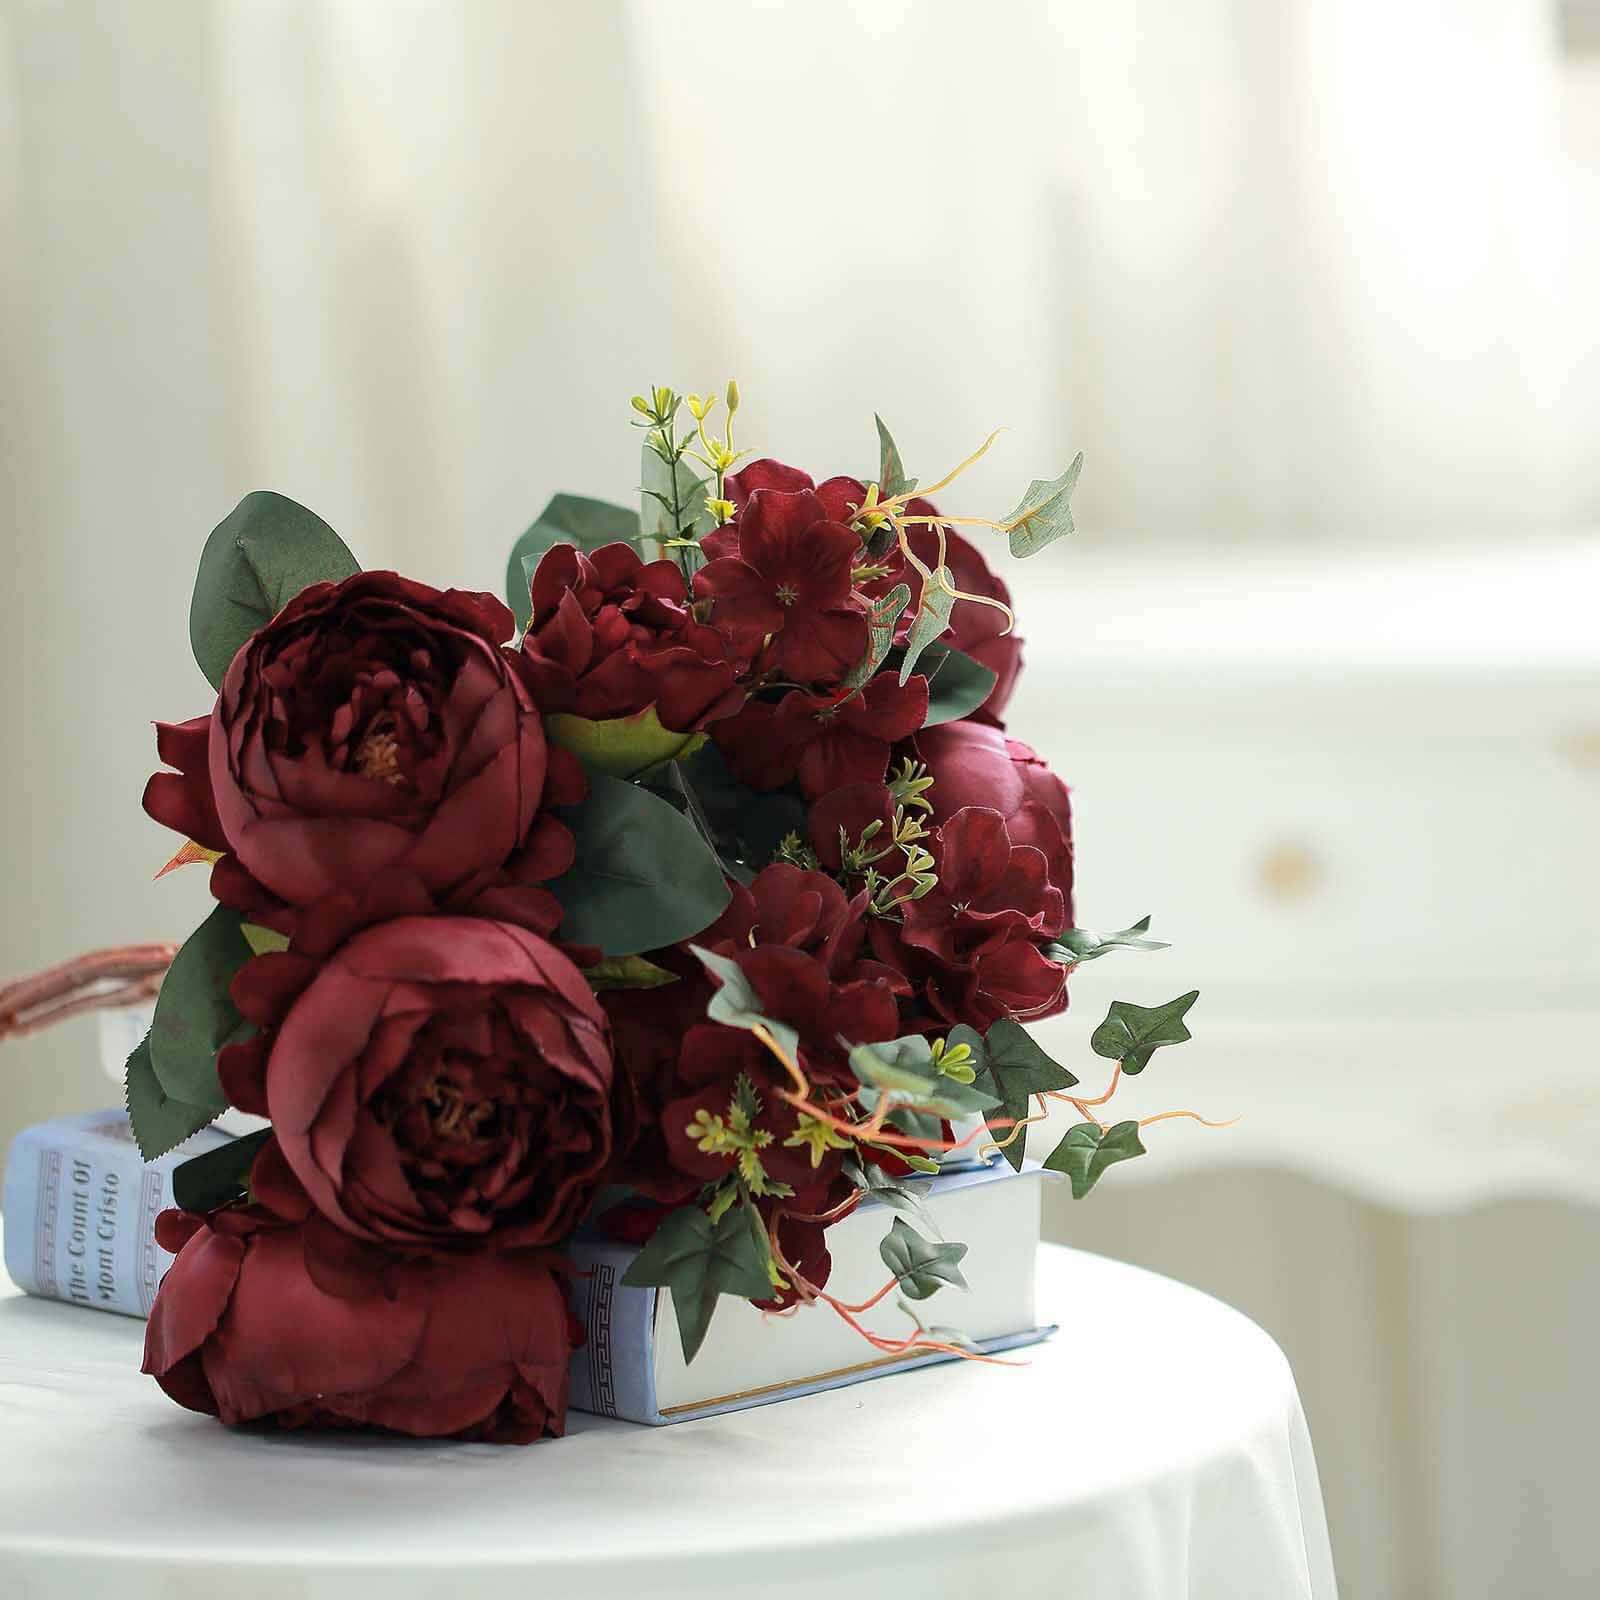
(0, 1239), (1337, 1599)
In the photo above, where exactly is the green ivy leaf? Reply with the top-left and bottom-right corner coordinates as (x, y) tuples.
(874, 414), (916, 497)
(1045, 915), (1169, 965)
(579, 954), (681, 992)
(551, 775), (731, 957)
(505, 493), (642, 629)
(545, 707), (705, 780)
(124, 1034), (217, 1161)
(1090, 990), (1200, 1075)
(686, 945), (800, 1066)
(189, 492), (360, 690)
(879, 1216), (968, 1301)
(621, 1203), (775, 1364)
(960, 1019), (1079, 1174)
(849, 1035), (999, 1119)
(1005, 453), (1084, 560)
(150, 907), (254, 1114)
(841, 582), (911, 693)
(842, 1153), (932, 1226)
(897, 569), (956, 684)
(171, 1129), (272, 1213)
(1043, 1118), (1146, 1198)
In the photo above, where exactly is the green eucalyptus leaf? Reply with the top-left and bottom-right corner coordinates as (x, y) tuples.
(640, 441), (712, 546)
(879, 1216), (968, 1300)
(1046, 915), (1169, 965)
(841, 582), (911, 693)
(673, 742), (807, 880)
(190, 492), (359, 690)
(579, 954), (681, 993)
(849, 1035), (999, 1119)
(171, 1128), (272, 1213)
(1090, 990), (1200, 1075)
(505, 492), (642, 629)
(915, 641), (997, 726)
(621, 1203), (775, 1364)
(551, 775), (731, 957)
(1005, 452), (1084, 560)
(124, 1034), (217, 1161)
(898, 569), (956, 684)
(150, 907), (254, 1113)
(545, 707), (705, 780)
(962, 1019), (1079, 1174)
(874, 414), (917, 497)
(1043, 1118), (1146, 1198)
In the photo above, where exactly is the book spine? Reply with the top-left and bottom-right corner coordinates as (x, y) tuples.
(565, 1238), (664, 1425)
(4, 1123), (191, 1318)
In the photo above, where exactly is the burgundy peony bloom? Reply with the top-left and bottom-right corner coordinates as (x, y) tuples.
(693, 485), (868, 685)
(221, 916), (615, 1251)
(873, 806), (1069, 1030)
(519, 542), (745, 732)
(144, 1203), (572, 1442)
(913, 719), (1073, 913)
(144, 572), (580, 951)
(711, 674), (929, 800)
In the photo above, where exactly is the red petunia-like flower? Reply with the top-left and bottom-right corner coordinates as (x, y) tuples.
(872, 806), (1069, 1031)
(143, 1203), (573, 1442)
(519, 542), (745, 732)
(144, 572), (581, 953)
(693, 486), (869, 685)
(711, 674), (929, 800)
(221, 916), (616, 1252)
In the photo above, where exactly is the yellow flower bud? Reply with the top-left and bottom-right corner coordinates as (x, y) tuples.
(725, 379), (740, 415)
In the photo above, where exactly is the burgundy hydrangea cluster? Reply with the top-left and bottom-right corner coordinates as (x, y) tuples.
(137, 440), (1074, 1445)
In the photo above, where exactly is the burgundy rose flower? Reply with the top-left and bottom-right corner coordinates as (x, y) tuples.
(711, 674), (929, 799)
(144, 572), (580, 951)
(693, 485), (869, 684)
(519, 542), (745, 732)
(221, 916), (615, 1250)
(144, 1204), (572, 1442)
(914, 719), (1073, 912)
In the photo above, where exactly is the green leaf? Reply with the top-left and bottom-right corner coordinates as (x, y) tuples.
(879, 1217), (968, 1301)
(124, 1034), (217, 1161)
(580, 954), (681, 993)
(545, 707), (705, 780)
(849, 1034), (999, 1119)
(841, 582), (911, 693)
(915, 641), (998, 726)
(672, 742), (807, 880)
(551, 775), (730, 957)
(640, 442), (712, 547)
(897, 569), (956, 684)
(505, 492), (642, 630)
(1090, 990), (1200, 1075)
(240, 921), (290, 957)
(874, 414), (916, 497)
(1005, 453), (1084, 560)
(190, 492), (359, 691)
(686, 944), (800, 1066)
(621, 1203), (775, 1364)
(1043, 1118), (1146, 1198)
(1045, 915), (1169, 965)
(961, 1019), (1079, 1174)
(149, 907), (254, 1113)
(171, 1129), (272, 1213)
(842, 1154), (932, 1226)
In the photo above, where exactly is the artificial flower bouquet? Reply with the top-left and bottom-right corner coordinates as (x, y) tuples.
(126, 385), (1209, 1443)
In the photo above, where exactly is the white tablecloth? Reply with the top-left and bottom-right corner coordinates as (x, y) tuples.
(0, 1234), (1335, 1599)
